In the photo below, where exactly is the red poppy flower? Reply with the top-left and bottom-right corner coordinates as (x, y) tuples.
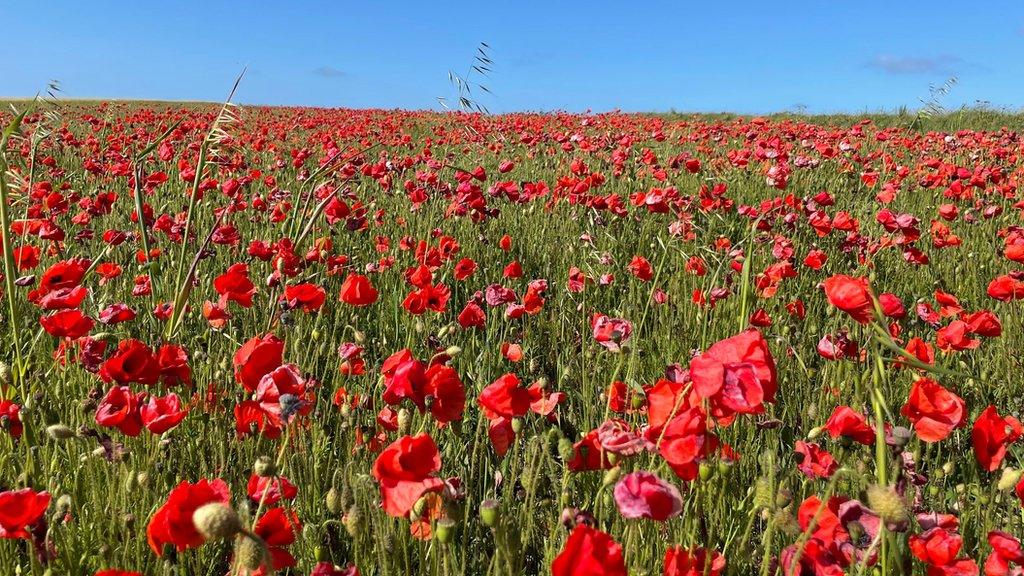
(40, 309), (95, 339)
(822, 275), (874, 324)
(971, 405), (1023, 471)
(422, 364), (466, 424)
(29, 258), (90, 306)
(339, 274), (378, 306)
(822, 406), (876, 445)
(688, 329), (776, 417)
(282, 283), (326, 312)
(310, 563), (360, 576)
(612, 471), (682, 521)
(12, 245), (40, 270)
(664, 546), (726, 576)
(140, 392), (188, 434)
(247, 474), (298, 506)
(878, 293), (906, 319)
(0, 401), (22, 439)
(592, 313), (633, 353)
(202, 300), (232, 328)
(250, 507), (301, 573)
(157, 344), (192, 387)
(900, 378), (966, 442)
(457, 301), (486, 329)
(657, 407), (716, 480)
(453, 258), (477, 281)
(214, 263), (257, 308)
(794, 440), (838, 479)
(0, 489), (50, 539)
(986, 531), (1024, 575)
(551, 524), (627, 576)
(402, 283), (450, 315)
(371, 434), (444, 517)
(479, 373), (537, 419)
(988, 274), (1024, 301)
(99, 339), (160, 385)
(233, 334), (284, 393)
(146, 478), (230, 555)
(909, 527), (962, 567)
(97, 303), (136, 325)
(627, 255), (654, 281)
(95, 385), (144, 436)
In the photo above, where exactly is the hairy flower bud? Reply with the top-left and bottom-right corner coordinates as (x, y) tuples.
(234, 533), (270, 571)
(193, 503), (242, 540)
(866, 485), (908, 526)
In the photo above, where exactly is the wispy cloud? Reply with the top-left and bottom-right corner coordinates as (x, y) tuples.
(866, 54), (966, 75)
(312, 66), (346, 78)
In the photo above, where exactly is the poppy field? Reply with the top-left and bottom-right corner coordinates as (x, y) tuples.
(3, 99), (1024, 576)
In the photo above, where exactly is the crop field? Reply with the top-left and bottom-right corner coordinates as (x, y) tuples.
(1, 99), (1024, 576)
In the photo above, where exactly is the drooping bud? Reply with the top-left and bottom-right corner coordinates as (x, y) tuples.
(866, 485), (908, 526)
(752, 478), (773, 510)
(998, 468), (1023, 491)
(252, 456), (276, 478)
(343, 505), (363, 538)
(192, 503), (242, 541)
(397, 408), (412, 435)
(602, 466), (621, 487)
(557, 438), (575, 461)
(326, 487), (343, 515)
(234, 533), (270, 571)
(46, 424), (76, 441)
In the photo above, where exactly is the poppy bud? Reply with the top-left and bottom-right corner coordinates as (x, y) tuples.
(753, 479), (773, 510)
(46, 424), (76, 441)
(192, 503), (242, 540)
(479, 499), (500, 527)
(0, 362), (10, 389)
(942, 461), (955, 475)
(776, 488), (792, 509)
(414, 318), (424, 333)
(397, 408), (411, 435)
(998, 468), (1023, 491)
(326, 487), (343, 515)
(511, 418), (524, 434)
(773, 509), (800, 537)
(436, 518), (456, 543)
(866, 485), (908, 526)
(444, 345), (461, 357)
(557, 438), (575, 461)
(354, 330), (366, 344)
(234, 533), (270, 571)
(252, 456), (276, 478)
(807, 426), (822, 439)
(602, 466), (621, 487)
(344, 505), (363, 537)
(698, 462), (712, 481)
(411, 496), (429, 518)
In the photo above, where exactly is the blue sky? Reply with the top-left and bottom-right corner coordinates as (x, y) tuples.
(3, 1), (1023, 113)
